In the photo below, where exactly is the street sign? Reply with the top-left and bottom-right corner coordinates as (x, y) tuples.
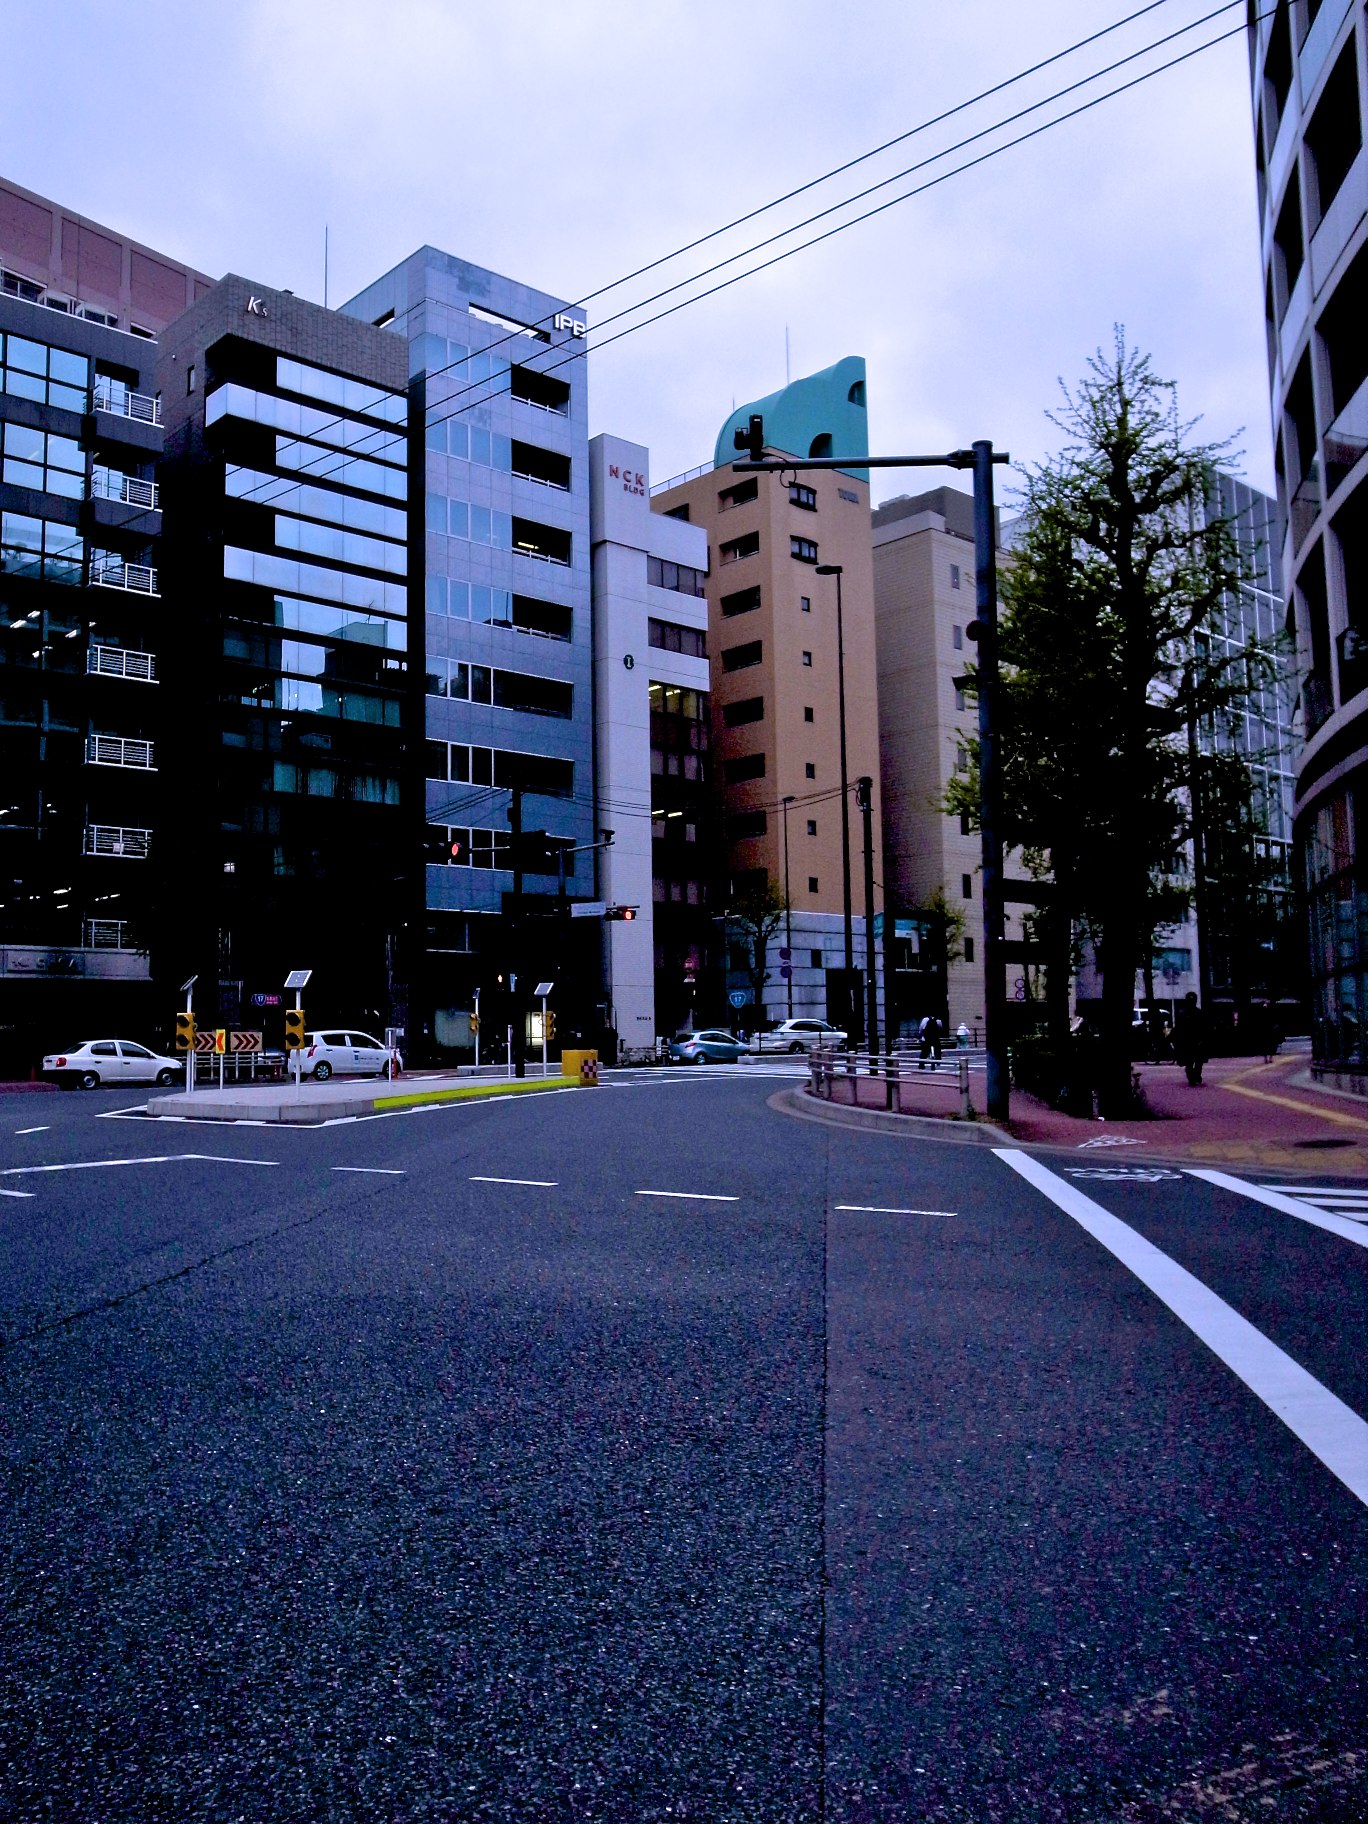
(778, 947), (791, 962)
(214, 1029), (226, 1054)
(570, 901), (606, 918)
(779, 964), (793, 979)
(284, 968), (311, 991)
(251, 992), (282, 1008)
(728, 989), (749, 1008)
(230, 1030), (263, 1053)
(193, 1031), (216, 1053)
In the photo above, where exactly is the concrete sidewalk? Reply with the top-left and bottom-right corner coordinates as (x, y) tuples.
(813, 1044), (1368, 1174)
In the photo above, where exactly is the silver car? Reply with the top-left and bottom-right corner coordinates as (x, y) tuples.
(762, 1018), (848, 1054)
(42, 1038), (182, 1090)
(302, 1030), (401, 1081)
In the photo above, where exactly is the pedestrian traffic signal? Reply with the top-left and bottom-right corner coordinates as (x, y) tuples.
(174, 1010), (196, 1052)
(605, 905), (638, 921)
(284, 1008), (306, 1050)
(545, 1011), (556, 1042)
(469, 1012), (480, 1035)
(733, 413), (764, 462)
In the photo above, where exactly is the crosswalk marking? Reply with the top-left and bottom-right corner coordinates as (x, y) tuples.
(1186, 1170), (1368, 1250)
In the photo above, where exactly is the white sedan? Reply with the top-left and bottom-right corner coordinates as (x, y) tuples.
(301, 1030), (402, 1080)
(760, 1018), (849, 1053)
(42, 1039), (183, 1090)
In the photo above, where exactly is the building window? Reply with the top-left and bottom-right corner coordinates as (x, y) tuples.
(804, 706), (814, 723)
(801, 650), (813, 667)
(962, 873), (973, 899)
(791, 536), (819, 564)
(789, 483), (817, 511)
(722, 639), (763, 672)
(800, 595), (811, 613)
(721, 584), (761, 617)
(186, 362), (196, 394)
(964, 937), (975, 963)
(648, 617), (707, 658)
(951, 562), (960, 589)
(960, 810), (971, 835)
(953, 624), (963, 650)
(722, 696), (765, 727)
(647, 555), (707, 598)
(806, 819), (817, 836)
(1305, 42), (1362, 228)
(805, 762), (816, 779)
(955, 687), (966, 712)
(724, 752), (766, 783)
(719, 532), (760, 565)
(808, 876), (819, 893)
(729, 809), (767, 839)
(810, 948), (822, 967)
(718, 477), (758, 510)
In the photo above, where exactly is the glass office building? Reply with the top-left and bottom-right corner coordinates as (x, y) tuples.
(343, 248), (595, 1056)
(156, 276), (413, 1040)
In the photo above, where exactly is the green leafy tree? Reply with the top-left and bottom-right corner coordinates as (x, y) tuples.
(727, 876), (787, 1023)
(973, 333), (1269, 1113)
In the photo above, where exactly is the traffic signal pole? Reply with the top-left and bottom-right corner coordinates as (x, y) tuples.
(734, 431), (1010, 1119)
(509, 782), (526, 1079)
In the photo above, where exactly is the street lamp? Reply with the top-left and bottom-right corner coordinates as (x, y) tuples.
(781, 793), (795, 1019)
(815, 562), (854, 1023)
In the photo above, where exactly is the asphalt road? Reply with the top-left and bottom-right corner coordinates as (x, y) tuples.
(0, 1072), (1364, 1821)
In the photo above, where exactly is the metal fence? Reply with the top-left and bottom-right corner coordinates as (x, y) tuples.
(807, 1044), (977, 1118)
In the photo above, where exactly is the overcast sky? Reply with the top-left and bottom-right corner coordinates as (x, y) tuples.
(5, 0), (1272, 501)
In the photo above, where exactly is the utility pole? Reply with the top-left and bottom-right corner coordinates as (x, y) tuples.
(732, 430), (1010, 1117)
(857, 775), (878, 1059)
(508, 780), (525, 1078)
(968, 440), (1008, 1121)
(815, 562), (853, 1007)
(781, 794), (795, 1020)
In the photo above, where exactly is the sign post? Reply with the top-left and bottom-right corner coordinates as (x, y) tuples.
(284, 969), (311, 1097)
(473, 987), (480, 1071)
(535, 981), (553, 1078)
(181, 975), (197, 1097)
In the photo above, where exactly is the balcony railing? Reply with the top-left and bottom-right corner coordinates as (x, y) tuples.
(91, 377), (162, 426)
(88, 644), (156, 682)
(1289, 460), (1322, 552)
(510, 467), (570, 492)
(90, 554), (159, 596)
(86, 733), (155, 770)
(1303, 672), (1334, 738)
(1325, 375), (1368, 493)
(84, 824), (152, 859)
(83, 917), (136, 949)
(91, 468), (160, 512)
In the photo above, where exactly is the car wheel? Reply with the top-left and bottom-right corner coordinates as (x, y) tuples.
(155, 1068), (178, 1087)
(312, 1061), (333, 1081)
(695, 1050), (711, 1063)
(79, 1070), (100, 1091)
(789, 1040), (804, 1054)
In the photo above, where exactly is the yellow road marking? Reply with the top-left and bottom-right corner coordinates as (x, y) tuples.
(1218, 1079), (1368, 1130)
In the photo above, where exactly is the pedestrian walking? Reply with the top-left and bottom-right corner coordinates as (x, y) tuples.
(917, 1012), (942, 1069)
(1172, 991), (1210, 1087)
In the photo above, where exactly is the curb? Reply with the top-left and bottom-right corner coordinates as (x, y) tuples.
(768, 1085), (1011, 1145)
(143, 1074), (582, 1124)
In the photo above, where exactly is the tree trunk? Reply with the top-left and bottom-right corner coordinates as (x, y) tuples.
(1098, 901), (1140, 1116)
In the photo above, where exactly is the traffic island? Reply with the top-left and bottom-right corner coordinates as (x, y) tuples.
(143, 1074), (581, 1124)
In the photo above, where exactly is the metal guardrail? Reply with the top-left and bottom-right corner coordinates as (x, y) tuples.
(91, 379), (162, 426)
(88, 644), (156, 682)
(808, 1044), (976, 1118)
(86, 733), (155, 770)
(84, 824), (152, 858)
(90, 554), (159, 596)
(91, 468), (159, 511)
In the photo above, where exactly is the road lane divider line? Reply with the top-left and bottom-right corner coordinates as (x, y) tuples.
(0, 1187), (35, 1199)
(14, 1126), (49, 1135)
(470, 1175), (558, 1187)
(331, 1166), (406, 1175)
(998, 1149), (1368, 1509)
(636, 1189), (740, 1202)
(1186, 1169), (1368, 1250)
(834, 1204), (958, 1216)
(0, 1153), (278, 1177)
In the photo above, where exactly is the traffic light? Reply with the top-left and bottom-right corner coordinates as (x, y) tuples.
(469, 1012), (480, 1035)
(605, 905), (639, 921)
(174, 1010), (196, 1052)
(733, 413), (764, 462)
(514, 828), (557, 873)
(424, 826), (461, 864)
(545, 1011), (556, 1042)
(284, 1008), (306, 1050)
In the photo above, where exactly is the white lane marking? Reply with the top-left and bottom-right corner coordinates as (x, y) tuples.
(0, 1153), (278, 1178)
(1077, 1135), (1142, 1148)
(1187, 1170), (1368, 1250)
(470, 1175), (558, 1187)
(999, 1149), (1368, 1509)
(15, 1126), (50, 1135)
(331, 1166), (405, 1175)
(636, 1189), (739, 1202)
(0, 1187), (35, 1199)
(834, 1204), (957, 1216)
(1258, 1185), (1368, 1197)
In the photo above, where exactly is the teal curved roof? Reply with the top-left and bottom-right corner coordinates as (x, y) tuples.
(714, 356), (868, 482)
